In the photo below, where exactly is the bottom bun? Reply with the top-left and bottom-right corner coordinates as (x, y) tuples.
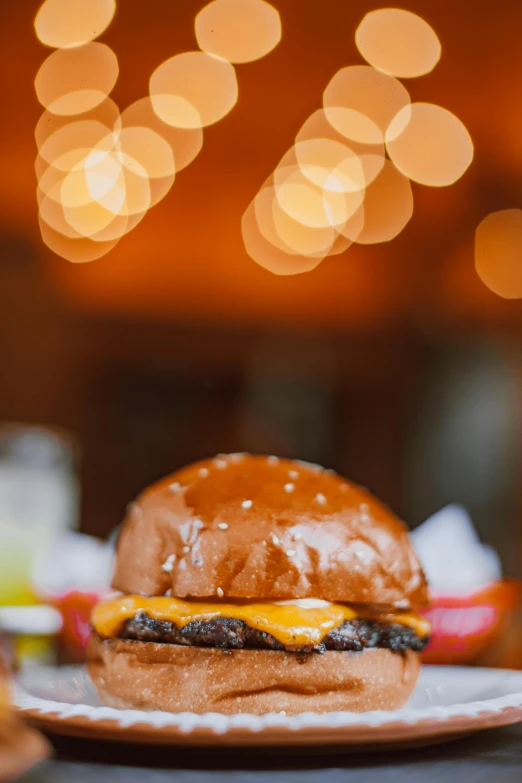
(88, 634), (420, 715)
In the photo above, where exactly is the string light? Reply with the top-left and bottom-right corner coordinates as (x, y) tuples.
(294, 138), (366, 193)
(355, 9), (441, 78)
(35, 98), (121, 152)
(347, 159), (413, 245)
(120, 98), (203, 173)
(242, 199), (325, 276)
(475, 210), (522, 299)
(386, 103), (474, 187)
(38, 214), (122, 263)
(323, 65), (411, 146)
(259, 179), (337, 256)
(296, 110), (385, 189)
(34, 43), (119, 116)
(34, 0), (281, 263)
(113, 127), (176, 207)
(33, 2), (471, 271)
(243, 9), (472, 276)
(150, 52), (238, 130)
(35, 0), (116, 49)
(195, 0), (282, 64)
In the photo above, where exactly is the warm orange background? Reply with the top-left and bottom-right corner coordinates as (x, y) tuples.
(3, 0), (522, 330)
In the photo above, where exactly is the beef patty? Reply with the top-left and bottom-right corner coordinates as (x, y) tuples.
(119, 613), (429, 654)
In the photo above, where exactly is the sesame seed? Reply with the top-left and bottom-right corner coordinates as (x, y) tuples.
(229, 453), (246, 463)
(360, 503), (370, 522)
(267, 455), (279, 465)
(214, 458), (227, 469)
(283, 483), (295, 493)
(295, 459), (323, 473)
(288, 470), (299, 480)
(218, 522), (229, 530)
(217, 587), (224, 598)
(355, 549), (365, 560)
(271, 533), (280, 545)
(315, 493), (326, 505)
(293, 532), (302, 540)
(182, 545), (190, 553)
(241, 499), (253, 509)
(198, 468), (209, 478)
(286, 549), (296, 556)
(168, 482), (181, 493)
(161, 553), (176, 571)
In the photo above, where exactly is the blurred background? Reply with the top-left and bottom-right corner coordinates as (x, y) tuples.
(1, 0), (522, 665)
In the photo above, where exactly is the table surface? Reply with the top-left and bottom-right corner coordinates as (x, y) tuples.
(19, 722), (522, 783)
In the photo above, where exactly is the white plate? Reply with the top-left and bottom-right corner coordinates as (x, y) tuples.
(13, 664), (522, 750)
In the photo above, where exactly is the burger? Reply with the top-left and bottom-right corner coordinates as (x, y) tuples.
(88, 454), (430, 715)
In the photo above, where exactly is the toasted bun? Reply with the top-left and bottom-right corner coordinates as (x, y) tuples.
(88, 634), (420, 715)
(112, 455), (427, 607)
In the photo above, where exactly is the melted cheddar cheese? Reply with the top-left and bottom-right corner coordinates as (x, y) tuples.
(91, 596), (430, 647)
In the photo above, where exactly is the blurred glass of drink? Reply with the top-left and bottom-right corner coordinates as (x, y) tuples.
(0, 424), (79, 606)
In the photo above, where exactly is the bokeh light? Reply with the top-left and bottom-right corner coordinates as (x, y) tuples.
(294, 138), (366, 193)
(34, 0), (116, 49)
(38, 191), (83, 238)
(114, 127), (176, 207)
(323, 65), (410, 145)
(475, 209), (522, 299)
(38, 214), (121, 263)
(254, 181), (315, 256)
(272, 198), (337, 255)
(386, 103), (474, 186)
(39, 182), (138, 246)
(349, 159), (413, 244)
(150, 52), (238, 129)
(296, 110), (385, 189)
(355, 9), (441, 78)
(195, 0), (281, 64)
(37, 132), (154, 250)
(35, 43), (118, 116)
(59, 149), (124, 210)
(34, 0), (282, 263)
(260, 181), (337, 256)
(242, 199), (325, 275)
(273, 164), (361, 229)
(120, 98), (203, 173)
(38, 120), (118, 170)
(35, 98), (121, 152)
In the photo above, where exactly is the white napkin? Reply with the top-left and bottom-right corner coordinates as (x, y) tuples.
(31, 530), (114, 598)
(411, 504), (502, 593)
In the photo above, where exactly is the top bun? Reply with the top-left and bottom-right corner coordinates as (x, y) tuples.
(112, 455), (428, 608)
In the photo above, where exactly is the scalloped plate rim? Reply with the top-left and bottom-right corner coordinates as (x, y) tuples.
(12, 664), (522, 748)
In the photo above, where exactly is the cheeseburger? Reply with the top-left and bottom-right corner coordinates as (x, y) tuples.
(89, 454), (430, 715)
